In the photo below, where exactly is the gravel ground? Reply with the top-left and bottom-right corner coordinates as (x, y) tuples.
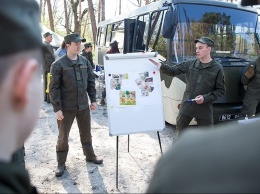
(24, 80), (177, 193)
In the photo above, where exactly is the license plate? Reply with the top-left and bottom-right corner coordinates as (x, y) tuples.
(219, 114), (240, 121)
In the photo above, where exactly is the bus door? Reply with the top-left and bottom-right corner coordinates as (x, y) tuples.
(133, 14), (150, 53)
(124, 19), (136, 53)
(96, 26), (107, 66)
(133, 20), (146, 52)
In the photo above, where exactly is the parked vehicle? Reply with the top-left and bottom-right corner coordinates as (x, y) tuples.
(95, 0), (260, 124)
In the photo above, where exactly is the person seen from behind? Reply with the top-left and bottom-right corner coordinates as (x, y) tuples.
(149, 37), (225, 140)
(146, 120), (260, 193)
(99, 40), (120, 106)
(49, 33), (103, 178)
(0, 0), (42, 192)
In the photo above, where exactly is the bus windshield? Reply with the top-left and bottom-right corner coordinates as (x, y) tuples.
(171, 4), (260, 64)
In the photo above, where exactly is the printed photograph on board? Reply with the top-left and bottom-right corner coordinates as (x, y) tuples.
(119, 91), (136, 105)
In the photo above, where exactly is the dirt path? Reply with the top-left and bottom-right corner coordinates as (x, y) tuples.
(25, 95), (176, 193)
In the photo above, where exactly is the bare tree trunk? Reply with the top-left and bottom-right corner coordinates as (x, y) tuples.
(42, 0), (47, 23)
(98, 0), (101, 23)
(39, 0), (42, 22)
(145, 0), (150, 5)
(101, 0), (106, 21)
(87, 0), (97, 44)
(82, 12), (89, 38)
(101, 0), (105, 21)
(79, 0), (82, 35)
(46, 0), (55, 31)
(64, 0), (70, 34)
(70, 0), (88, 34)
(71, 0), (79, 33)
(119, 0), (121, 15)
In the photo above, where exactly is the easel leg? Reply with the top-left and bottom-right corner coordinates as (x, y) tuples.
(157, 131), (163, 155)
(128, 135), (130, 153)
(116, 136), (119, 189)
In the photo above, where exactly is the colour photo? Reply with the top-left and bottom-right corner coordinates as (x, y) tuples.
(119, 91), (136, 105)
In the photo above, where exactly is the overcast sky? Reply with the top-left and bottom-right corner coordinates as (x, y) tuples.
(104, 0), (138, 19)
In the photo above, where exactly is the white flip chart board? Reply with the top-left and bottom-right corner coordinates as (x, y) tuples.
(104, 52), (165, 136)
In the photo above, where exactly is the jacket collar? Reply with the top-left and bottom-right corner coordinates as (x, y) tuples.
(44, 41), (51, 45)
(66, 55), (85, 66)
(195, 59), (214, 69)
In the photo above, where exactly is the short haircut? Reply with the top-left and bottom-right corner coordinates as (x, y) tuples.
(0, 49), (42, 85)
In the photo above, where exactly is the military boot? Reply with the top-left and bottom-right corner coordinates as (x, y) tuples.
(55, 151), (68, 177)
(98, 98), (106, 106)
(83, 144), (103, 164)
(55, 164), (66, 177)
(86, 156), (103, 164)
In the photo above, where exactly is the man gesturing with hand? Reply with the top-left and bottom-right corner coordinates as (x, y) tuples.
(149, 37), (225, 139)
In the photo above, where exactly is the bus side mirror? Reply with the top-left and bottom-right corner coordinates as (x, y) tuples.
(162, 10), (177, 39)
(255, 33), (260, 46)
(241, 0), (260, 6)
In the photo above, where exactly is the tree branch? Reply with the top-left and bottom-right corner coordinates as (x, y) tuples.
(80, 8), (88, 21)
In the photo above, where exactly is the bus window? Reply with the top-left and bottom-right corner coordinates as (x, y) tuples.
(111, 21), (124, 49)
(105, 24), (112, 47)
(134, 14), (149, 52)
(171, 4), (260, 63)
(99, 27), (106, 46)
(124, 19), (136, 53)
(96, 27), (101, 46)
(148, 11), (167, 62)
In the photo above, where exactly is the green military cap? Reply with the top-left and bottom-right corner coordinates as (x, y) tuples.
(0, 0), (42, 56)
(43, 32), (52, 38)
(84, 43), (92, 48)
(64, 33), (86, 44)
(194, 37), (215, 47)
(109, 40), (119, 47)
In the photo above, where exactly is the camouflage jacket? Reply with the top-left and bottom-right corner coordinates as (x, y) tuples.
(42, 41), (55, 72)
(241, 56), (260, 101)
(0, 162), (37, 193)
(81, 50), (94, 69)
(49, 55), (96, 112)
(160, 59), (225, 119)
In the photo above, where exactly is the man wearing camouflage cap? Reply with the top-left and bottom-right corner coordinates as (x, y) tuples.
(149, 37), (225, 139)
(42, 31), (55, 103)
(49, 33), (103, 177)
(81, 42), (94, 69)
(0, 0), (42, 192)
(146, 4), (260, 193)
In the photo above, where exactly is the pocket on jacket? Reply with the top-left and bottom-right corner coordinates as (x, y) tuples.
(62, 67), (75, 89)
(80, 66), (89, 89)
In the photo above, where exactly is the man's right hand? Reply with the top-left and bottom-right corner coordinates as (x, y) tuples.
(149, 59), (161, 69)
(55, 110), (64, 120)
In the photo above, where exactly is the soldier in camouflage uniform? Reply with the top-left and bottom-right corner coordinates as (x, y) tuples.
(240, 56), (260, 118)
(50, 34), (103, 177)
(146, 2), (260, 193)
(149, 37), (225, 138)
(42, 32), (55, 103)
(81, 42), (94, 69)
